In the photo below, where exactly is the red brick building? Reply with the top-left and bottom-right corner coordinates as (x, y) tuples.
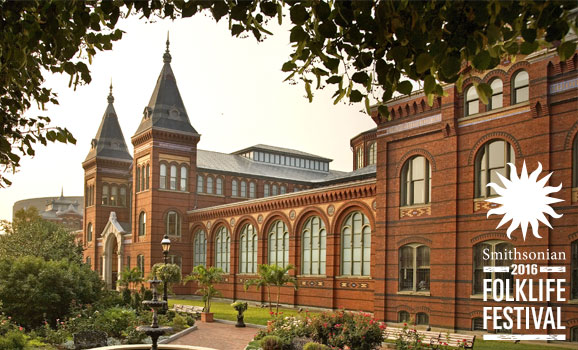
(82, 41), (578, 340)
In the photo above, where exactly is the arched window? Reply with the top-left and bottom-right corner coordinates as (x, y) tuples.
(206, 177), (213, 194)
(170, 165), (177, 190)
(119, 186), (127, 207)
(465, 85), (479, 116)
(180, 166), (187, 191)
(512, 70), (529, 104)
(280, 185), (286, 194)
(473, 240), (513, 295)
(197, 175), (204, 194)
(302, 216), (326, 275)
(215, 227), (230, 273)
(249, 182), (256, 198)
(239, 224), (258, 274)
(368, 142), (377, 165)
(87, 223), (93, 242)
(160, 163), (167, 189)
(401, 156), (431, 206)
(573, 137), (578, 188)
(232, 180), (238, 197)
(341, 211), (371, 276)
(137, 255), (145, 277)
(264, 184), (270, 197)
(356, 147), (364, 168)
(241, 181), (247, 197)
(110, 185), (118, 206)
(138, 212), (146, 236)
(166, 211), (181, 237)
(146, 164), (150, 189)
(399, 244), (430, 292)
(475, 140), (515, 198)
(489, 79), (503, 110)
(570, 241), (578, 299)
(272, 184), (278, 196)
(136, 166), (141, 192)
(268, 220), (289, 268)
(216, 178), (223, 195)
(193, 230), (206, 267)
(102, 184), (109, 205)
(472, 318), (484, 331)
(416, 313), (429, 325)
(398, 311), (410, 323)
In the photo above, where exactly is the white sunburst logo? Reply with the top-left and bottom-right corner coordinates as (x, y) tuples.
(486, 161), (563, 241)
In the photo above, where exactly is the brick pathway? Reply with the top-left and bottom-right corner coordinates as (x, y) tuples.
(169, 321), (261, 350)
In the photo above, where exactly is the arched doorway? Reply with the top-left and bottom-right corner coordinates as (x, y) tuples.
(102, 225), (124, 290)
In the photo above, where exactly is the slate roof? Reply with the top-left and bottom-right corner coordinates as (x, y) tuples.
(197, 149), (375, 184)
(233, 144), (332, 162)
(133, 40), (198, 137)
(84, 87), (132, 162)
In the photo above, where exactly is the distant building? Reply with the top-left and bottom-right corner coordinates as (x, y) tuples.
(13, 190), (83, 231)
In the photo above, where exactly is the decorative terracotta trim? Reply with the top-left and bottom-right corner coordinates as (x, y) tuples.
(400, 205), (431, 218)
(396, 149), (437, 176)
(473, 199), (502, 212)
(564, 121), (578, 150)
(471, 232), (516, 244)
(396, 236), (433, 247)
(467, 132), (523, 165)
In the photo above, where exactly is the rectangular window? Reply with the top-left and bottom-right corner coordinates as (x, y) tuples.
(265, 153), (270, 163)
(197, 175), (203, 193)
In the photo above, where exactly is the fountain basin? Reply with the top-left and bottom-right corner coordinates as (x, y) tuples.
(90, 345), (216, 350)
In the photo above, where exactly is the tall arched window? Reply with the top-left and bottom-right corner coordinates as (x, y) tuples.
(512, 70), (529, 104)
(356, 147), (364, 168)
(249, 182), (256, 198)
(180, 166), (187, 191)
(193, 230), (206, 267)
(475, 140), (515, 198)
(368, 142), (377, 165)
(137, 255), (145, 277)
(272, 185), (278, 196)
(166, 211), (181, 237)
(215, 227), (230, 273)
(216, 178), (223, 195)
(302, 216), (326, 275)
(280, 185), (286, 194)
(160, 163), (167, 189)
(268, 221), (289, 268)
(239, 224), (258, 274)
(573, 137), (578, 188)
(401, 156), (431, 206)
(489, 78), (503, 110)
(241, 181), (247, 197)
(206, 177), (213, 194)
(138, 211), (146, 236)
(197, 175), (204, 194)
(341, 211), (371, 276)
(572, 241), (578, 299)
(232, 180), (238, 197)
(119, 186), (127, 207)
(146, 164), (150, 189)
(102, 184), (109, 205)
(141, 166), (146, 191)
(465, 85), (479, 116)
(170, 165), (177, 190)
(87, 223), (93, 242)
(136, 166), (141, 192)
(264, 184), (270, 197)
(110, 185), (118, 206)
(399, 244), (430, 292)
(473, 240), (513, 295)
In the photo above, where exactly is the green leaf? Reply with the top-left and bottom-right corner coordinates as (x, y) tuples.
(423, 75), (436, 95)
(487, 25), (501, 44)
(476, 83), (492, 105)
(349, 90), (363, 103)
(416, 53), (433, 74)
(282, 61), (297, 72)
(211, 1), (229, 22)
(323, 58), (340, 72)
(326, 76), (342, 84)
(387, 46), (408, 64)
(441, 55), (461, 78)
(397, 80), (413, 95)
(521, 27), (537, 43)
(364, 96), (371, 115)
(318, 21), (337, 38)
(352, 72), (369, 84)
(260, 1), (277, 17)
(290, 26), (308, 43)
(520, 41), (539, 55)
(290, 5), (309, 25)
(231, 24), (244, 36)
(304, 80), (313, 102)
(473, 51), (491, 70)
(505, 42), (519, 55)
(558, 41), (577, 61)
(377, 105), (390, 120)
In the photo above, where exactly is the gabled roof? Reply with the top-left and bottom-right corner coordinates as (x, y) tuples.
(85, 86), (132, 162)
(133, 39), (198, 137)
(233, 144), (332, 162)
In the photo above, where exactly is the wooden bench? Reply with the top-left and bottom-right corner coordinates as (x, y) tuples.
(383, 327), (475, 349)
(172, 304), (204, 318)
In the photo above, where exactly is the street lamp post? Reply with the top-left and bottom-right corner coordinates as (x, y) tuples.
(161, 234), (171, 313)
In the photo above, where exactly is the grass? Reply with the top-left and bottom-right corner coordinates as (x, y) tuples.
(170, 299), (572, 350)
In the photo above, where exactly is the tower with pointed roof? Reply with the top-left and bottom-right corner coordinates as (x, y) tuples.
(130, 36), (200, 280)
(82, 83), (133, 285)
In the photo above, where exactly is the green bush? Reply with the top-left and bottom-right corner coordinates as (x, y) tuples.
(122, 326), (148, 344)
(170, 314), (188, 332)
(93, 307), (137, 338)
(303, 343), (329, 350)
(0, 329), (27, 350)
(260, 335), (284, 350)
(309, 311), (384, 350)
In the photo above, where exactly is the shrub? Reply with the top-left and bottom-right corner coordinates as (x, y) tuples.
(93, 307), (137, 339)
(309, 311), (384, 350)
(122, 326), (148, 344)
(260, 335), (284, 350)
(170, 314), (188, 332)
(0, 329), (27, 350)
(303, 343), (330, 350)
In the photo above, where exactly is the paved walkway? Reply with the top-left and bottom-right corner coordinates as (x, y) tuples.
(169, 321), (261, 350)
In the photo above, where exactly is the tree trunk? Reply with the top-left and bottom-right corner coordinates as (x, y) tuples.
(267, 286), (272, 312)
(276, 285), (281, 315)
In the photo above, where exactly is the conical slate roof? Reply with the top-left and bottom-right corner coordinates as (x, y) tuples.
(133, 38), (198, 137)
(85, 85), (133, 162)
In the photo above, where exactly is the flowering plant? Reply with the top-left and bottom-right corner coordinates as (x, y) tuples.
(231, 301), (248, 313)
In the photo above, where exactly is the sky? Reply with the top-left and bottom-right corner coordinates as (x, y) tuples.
(0, 14), (376, 222)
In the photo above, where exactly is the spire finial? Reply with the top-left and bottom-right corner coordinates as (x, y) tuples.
(60, 186), (64, 198)
(107, 79), (114, 104)
(163, 31), (172, 63)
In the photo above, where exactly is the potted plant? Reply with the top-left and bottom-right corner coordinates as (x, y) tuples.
(183, 265), (224, 322)
(231, 301), (248, 327)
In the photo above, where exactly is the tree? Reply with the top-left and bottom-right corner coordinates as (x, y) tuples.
(2, 1), (576, 186)
(118, 267), (144, 291)
(183, 265), (224, 313)
(0, 208), (83, 264)
(244, 264), (298, 315)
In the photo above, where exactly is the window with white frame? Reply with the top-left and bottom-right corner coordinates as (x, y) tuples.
(341, 211), (371, 276)
(401, 156), (431, 206)
(197, 175), (204, 194)
(489, 78), (503, 110)
(193, 230), (206, 267)
(138, 212), (146, 236)
(268, 220), (289, 268)
(166, 210), (181, 237)
(302, 216), (326, 275)
(207, 177), (213, 194)
(160, 163), (167, 189)
(215, 226), (230, 273)
(473, 240), (513, 295)
(475, 140), (515, 198)
(170, 165), (177, 190)
(368, 142), (377, 165)
(239, 224), (258, 274)
(264, 184), (270, 197)
(249, 182), (256, 198)
(399, 244), (430, 292)
(232, 180), (238, 197)
(180, 166), (187, 191)
(241, 181), (247, 197)
(216, 178), (223, 195)
(465, 85), (479, 116)
(137, 255), (145, 277)
(512, 70), (529, 104)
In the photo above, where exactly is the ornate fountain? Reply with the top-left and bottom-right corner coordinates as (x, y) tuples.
(137, 276), (173, 350)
